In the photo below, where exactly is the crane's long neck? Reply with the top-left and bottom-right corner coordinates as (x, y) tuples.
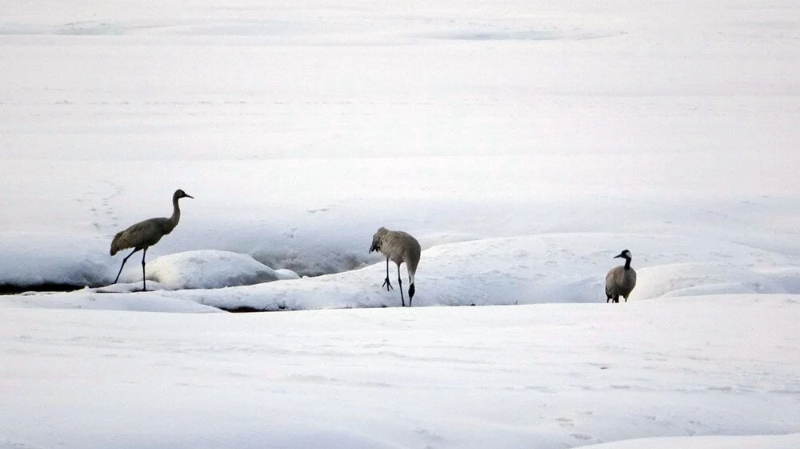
(624, 257), (632, 270)
(165, 196), (181, 233)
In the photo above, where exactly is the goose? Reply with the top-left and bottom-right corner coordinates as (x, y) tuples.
(605, 249), (636, 303)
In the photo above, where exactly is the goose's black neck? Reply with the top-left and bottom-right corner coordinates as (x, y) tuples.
(624, 257), (632, 270)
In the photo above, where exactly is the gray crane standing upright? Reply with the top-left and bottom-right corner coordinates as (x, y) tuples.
(605, 249), (637, 303)
(369, 227), (421, 307)
(110, 189), (193, 291)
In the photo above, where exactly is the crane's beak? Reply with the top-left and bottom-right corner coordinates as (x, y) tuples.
(184, 193), (194, 199)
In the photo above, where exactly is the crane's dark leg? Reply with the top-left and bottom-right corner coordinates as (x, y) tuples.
(382, 258), (393, 291)
(140, 247), (148, 292)
(113, 248), (141, 284)
(397, 264), (405, 307)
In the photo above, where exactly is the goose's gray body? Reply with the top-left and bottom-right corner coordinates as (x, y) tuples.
(110, 189), (193, 291)
(369, 227), (421, 307)
(605, 249), (636, 303)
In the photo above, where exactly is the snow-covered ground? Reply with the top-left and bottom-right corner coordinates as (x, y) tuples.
(2, 297), (799, 449)
(1, 0), (799, 447)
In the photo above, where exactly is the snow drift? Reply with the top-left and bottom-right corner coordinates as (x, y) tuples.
(134, 249), (299, 290)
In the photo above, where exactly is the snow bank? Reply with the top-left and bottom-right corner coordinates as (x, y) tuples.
(4, 285), (222, 313)
(134, 249), (299, 290)
(634, 263), (788, 300)
(7, 234), (800, 312)
(580, 433), (800, 449)
(0, 233), (109, 288)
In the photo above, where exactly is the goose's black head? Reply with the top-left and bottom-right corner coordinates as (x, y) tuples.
(614, 249), (632, 260)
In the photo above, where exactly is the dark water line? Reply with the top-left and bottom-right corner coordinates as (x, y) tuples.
(0, 283), (86, 295)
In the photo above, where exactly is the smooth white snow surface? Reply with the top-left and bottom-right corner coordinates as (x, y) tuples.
(1, 0), (800, 447)
(2, 296), (800, 449)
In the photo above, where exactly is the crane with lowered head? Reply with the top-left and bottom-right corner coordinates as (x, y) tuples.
(369, 227), (421, 307)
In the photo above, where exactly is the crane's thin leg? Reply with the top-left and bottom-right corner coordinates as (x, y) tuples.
(141, 247), (148, 292)
(397, 264), (405, 307)
(382, 258), (393, 291)
(113, 248), (141, 284)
